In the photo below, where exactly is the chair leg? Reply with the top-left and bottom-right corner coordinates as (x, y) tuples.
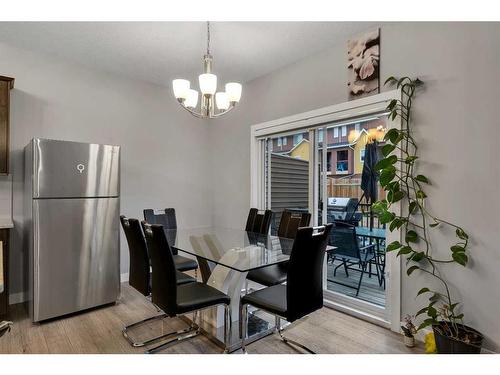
(343, 259), (349, 277)
(356, 263), (366, 297)
(277, 324), (316, 354)
(240, 303), (248, 354)
(123, 313), (192, 347)
(145, 318), (199, 354)
(224, 304), (232, 353)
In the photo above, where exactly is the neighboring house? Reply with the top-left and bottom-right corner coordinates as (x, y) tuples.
(271, 118), (386, 177)
(288, 138), (310, 161)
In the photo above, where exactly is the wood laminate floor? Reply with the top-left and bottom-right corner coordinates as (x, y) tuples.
(0, 283), (422, 354)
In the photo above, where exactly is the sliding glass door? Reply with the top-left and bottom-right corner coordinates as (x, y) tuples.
(316, 115), (389, 310)
(257, 112), (394, 325)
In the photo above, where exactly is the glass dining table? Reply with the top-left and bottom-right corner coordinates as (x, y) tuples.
(164, 226), (333, 352)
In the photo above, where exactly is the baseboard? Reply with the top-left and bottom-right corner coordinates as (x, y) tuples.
(8, 274), (130, 305)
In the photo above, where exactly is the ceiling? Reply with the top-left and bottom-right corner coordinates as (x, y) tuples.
(0, 22), (378, 86)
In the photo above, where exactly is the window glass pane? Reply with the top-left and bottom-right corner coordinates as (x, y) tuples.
(318, 115), (389, 307)
(266, 130), (310, 234)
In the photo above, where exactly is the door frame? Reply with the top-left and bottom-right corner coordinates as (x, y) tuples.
(250, 90), (402, 332)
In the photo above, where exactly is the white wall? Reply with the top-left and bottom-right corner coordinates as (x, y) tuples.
(209, 23), (500, 352)
(0, 42), (212, 298)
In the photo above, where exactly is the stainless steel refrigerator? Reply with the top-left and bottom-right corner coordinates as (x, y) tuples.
(25, 138), (120, 322)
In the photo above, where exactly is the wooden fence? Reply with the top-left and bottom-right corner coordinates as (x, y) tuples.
(326, 176), (386, 200)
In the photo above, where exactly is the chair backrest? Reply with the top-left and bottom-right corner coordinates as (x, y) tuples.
(119, 216), (150, 296)
(141, 221), (178, 316)
(245, 208), (273, 234)
(286, 224), (332, 322)
(330, 225), (361, 260)
(143, 208), (178, 254)
(277, 210), (311, 239)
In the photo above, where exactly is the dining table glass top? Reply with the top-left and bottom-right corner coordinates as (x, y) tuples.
(164, 227), (294, 272)
(164, 226), (334, 273)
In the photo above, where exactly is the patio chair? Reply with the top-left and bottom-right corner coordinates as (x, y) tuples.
(328, 226), (380, 296)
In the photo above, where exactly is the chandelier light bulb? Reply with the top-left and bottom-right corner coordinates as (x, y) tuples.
(184, 89), (199, 108)
(215, 92), (230, 110)
(199, 73), (217, 96)
(172, 79), (190, 100)
(225, 82), (242, 103)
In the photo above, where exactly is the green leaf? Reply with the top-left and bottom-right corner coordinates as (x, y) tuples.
(384, 76), (397, 86)
(454, 313), (464, 320)
(417, 287), (430, 296)
(411, 251), (425, 262)
(379, 168), (396, 187)
(452, 252), (468, 266)
(374, 155), (398, 171)
(371, 200), (388, 214)
(415, 307), (428, 317)
(450, 245), (465, 253)
(405, 156), (418, 164)
(456, 228), (469, 240)
(427, 306), (438, 318)
(429, 222), (440, 228)
(416, 190), (427, 199)
(417, 318), (436, 331)
(407, 265), (419, 276)
(384, 128), (400, 143)
(381, 144), (396, 157)
(386, 241), (402, 252)
(387, 190), (404, 204)
(415, 174), (430, 184)
(379, 211), (395, 224)
(387, 99), (397, 111)
(409, 201), (418, 215)
(389, 217), (405, 232)
(449, 302), (459, 311)
(414, 78), (424, 86)
(398, 246), (412, 256)
(386, 181), (400, 192)
(405, 230), (418, 243)
(429, 293), (440, 302)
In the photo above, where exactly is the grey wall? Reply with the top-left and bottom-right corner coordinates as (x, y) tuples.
(209, 23), (500, 352)
(0, 42), (212, 297)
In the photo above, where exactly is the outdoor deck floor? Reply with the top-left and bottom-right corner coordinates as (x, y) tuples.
(326, 259), (386, 307)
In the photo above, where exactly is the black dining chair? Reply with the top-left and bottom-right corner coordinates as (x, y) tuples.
(143, 208), (199, 274)
(327, 225), (380, 296)
(245, 208), (273, 234)
(142, 222), (232, 354)
(246, 210), (311, 287)
(240, 224), (332, 354)
(120, 216), (196, 347)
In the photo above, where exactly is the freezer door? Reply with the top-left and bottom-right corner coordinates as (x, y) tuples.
(32, 197), (120, 322)
(32, 138), (120, 198)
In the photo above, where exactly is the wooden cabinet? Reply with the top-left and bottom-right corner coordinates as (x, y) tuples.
(0, 229), (9, 317)
(0, 76), (14, 175)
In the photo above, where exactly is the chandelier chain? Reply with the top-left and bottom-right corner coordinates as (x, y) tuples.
(206, 21), (211, 55)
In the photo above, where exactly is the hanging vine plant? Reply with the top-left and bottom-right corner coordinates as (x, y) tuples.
(372, 76), (483, 353)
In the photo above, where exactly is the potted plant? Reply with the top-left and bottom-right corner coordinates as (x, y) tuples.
(401, 315), (417, 347)
(372, 76), (483, 354)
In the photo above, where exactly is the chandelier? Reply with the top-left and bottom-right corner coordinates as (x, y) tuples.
(172, 22), (242, 119)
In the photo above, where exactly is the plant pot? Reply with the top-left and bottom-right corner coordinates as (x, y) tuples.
(403, 335), (415, 347)
(432, 322), (483, 354)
